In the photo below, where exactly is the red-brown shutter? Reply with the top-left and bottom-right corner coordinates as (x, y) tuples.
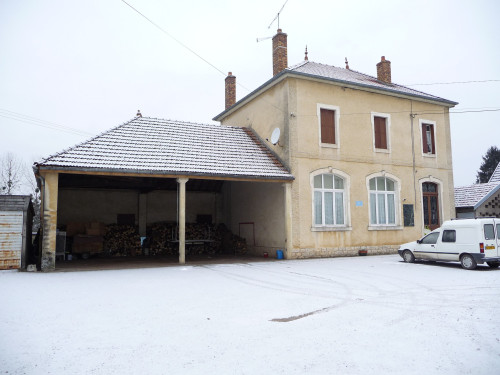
(422, 123), (428, 153)
(321, 109), (336, 144)
(430, 124), (435, 154)
(374, 116), (387, 149)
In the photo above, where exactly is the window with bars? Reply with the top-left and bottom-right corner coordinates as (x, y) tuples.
(369, 176), (397, 225)
(313, 174), (345, 226)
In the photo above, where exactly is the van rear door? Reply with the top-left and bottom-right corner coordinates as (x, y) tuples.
(483, 220), (498, 258)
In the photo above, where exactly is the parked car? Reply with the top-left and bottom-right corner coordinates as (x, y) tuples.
(398, 218), (500, 270)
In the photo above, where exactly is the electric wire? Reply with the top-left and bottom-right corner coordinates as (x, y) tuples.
(406, 79), (500, 86)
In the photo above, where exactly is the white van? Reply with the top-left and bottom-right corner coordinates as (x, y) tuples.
(398, 218), (500, 270)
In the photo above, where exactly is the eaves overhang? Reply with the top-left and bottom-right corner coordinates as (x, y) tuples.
(213, 70), (458, 122)
(35, 164), (295, 183)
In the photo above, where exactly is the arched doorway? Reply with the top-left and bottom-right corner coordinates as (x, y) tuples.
(422, 182), (440, 230)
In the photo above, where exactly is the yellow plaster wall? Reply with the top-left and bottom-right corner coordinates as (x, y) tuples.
(220, 75), (455, 255)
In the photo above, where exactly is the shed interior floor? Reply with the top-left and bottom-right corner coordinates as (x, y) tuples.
(54, 254), (274, 272)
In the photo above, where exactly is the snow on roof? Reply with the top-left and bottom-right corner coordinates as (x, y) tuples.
(488, 162), (500, 183)
(287, 60), (457, 106)
(454, 182), (500, 208)
(37, 117), (293, 181)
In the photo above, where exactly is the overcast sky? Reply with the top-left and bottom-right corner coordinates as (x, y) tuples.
(1, 0), (499, 188)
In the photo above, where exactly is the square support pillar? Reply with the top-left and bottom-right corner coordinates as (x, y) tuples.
(177, 178), (189, 264)
(41, 171), (59, 271)
(284, 182), (293, 259)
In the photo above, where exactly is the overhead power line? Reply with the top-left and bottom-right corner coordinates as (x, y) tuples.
(0, 108), (93, 136)
(120, 0), (226, 77)
(406, 79), (500, 86)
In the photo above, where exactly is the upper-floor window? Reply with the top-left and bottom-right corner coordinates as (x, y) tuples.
(318, 104), (340, 148)
(420, 120), (436, 156)
(371, 112), (390, 152)
(369, 176), (397, 225)
(313, 173), (345, 226)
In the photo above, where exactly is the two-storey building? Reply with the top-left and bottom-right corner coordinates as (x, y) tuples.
(214, 29), (457, 259)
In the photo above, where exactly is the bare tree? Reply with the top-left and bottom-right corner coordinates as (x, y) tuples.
(0, 153), (23, 194)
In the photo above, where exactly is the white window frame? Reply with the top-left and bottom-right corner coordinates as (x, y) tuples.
(419, 119), (438, 158)
(366, 172), (402, 230)
(317, 103), (340, 149)
(310, 168), (351, 231)
(371, 112), (391, 153)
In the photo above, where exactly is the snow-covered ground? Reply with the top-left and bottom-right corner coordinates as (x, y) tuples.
(1, 255), (499, 374)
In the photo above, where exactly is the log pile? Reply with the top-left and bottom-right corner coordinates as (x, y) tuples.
(103, 224), (141, 256)
(149, 222), (177, 255)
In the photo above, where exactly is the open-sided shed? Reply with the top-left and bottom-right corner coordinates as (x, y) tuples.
(34, 117), (294, 271)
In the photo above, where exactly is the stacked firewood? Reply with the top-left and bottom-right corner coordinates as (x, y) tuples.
(217, 223), (247, 255)
(103, 224), (141, 256)
(149, 222), (177, 255)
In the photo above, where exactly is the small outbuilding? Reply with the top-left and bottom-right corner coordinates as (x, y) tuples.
(0, 195), (34, 270)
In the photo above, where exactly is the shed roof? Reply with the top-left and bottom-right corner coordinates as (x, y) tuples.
(489, 162), (500, 183)
(36, 117), (293, 181)
(454, 182), (500, 209)
(0, 195), (34, 214)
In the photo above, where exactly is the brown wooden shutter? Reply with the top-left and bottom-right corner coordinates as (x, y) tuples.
(422, 123), (428, 153)
(320, 108), (336, 144)
(374, 116), (387, 149)
(430, 124), (435, 154)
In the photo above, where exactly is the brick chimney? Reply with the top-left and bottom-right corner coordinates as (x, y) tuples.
(272, 29), (288, 76)
(376, 56), (391, 84)
(225, 72), (236, 109)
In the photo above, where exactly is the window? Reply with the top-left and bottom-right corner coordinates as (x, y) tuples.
(497, 224), (500, 239)
(313, 174), (345, 226)
(422, 123), (436, 154)
(371, 112), (390, 152)
(442, 230), (456, 243)
(369, 176), (396, 225)
(421, 232), (440, 244)
(484, 224), (495, 240)
(318, 104), (340, 147)
(320, 108), (336, 144)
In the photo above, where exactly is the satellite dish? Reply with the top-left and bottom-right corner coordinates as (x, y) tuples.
(270, 128), (281, 145)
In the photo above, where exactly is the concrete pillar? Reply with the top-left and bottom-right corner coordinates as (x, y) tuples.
(41, 171), (59, 271)
(177, 178), (189, 264)
(284, 182), (293, 259)
(138, 193), (148, 237)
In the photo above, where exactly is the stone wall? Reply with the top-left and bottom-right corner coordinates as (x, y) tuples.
(289, 245), (399, 259)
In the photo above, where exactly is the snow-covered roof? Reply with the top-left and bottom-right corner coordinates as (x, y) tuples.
(287, 61), (457, 105)
(489, 162), (500, 183)
(454, 182), (500, 208)
(214, 60), (457, 121)
(36, 117), (293, 181)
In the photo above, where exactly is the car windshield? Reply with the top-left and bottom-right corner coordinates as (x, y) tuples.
(421, 232), (440, 244)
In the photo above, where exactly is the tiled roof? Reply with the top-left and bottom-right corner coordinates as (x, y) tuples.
(489, 162), (500, 183)
(37, 117), (293, 181)
(287, 61), (457, 105)
(454, 182), (500, 208)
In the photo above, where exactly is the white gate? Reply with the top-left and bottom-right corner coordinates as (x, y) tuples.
(0, 211), (23, 269)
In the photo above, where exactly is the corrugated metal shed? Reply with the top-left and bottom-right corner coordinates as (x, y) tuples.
(0, 196), (34, 270)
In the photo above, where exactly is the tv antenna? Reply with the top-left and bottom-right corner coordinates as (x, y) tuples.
(256, 0), (290, 42)
(268, 0), (289, 29)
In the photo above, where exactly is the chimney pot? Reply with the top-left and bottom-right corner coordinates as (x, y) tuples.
(136, 110), (142, 117)
(272, 29), (288, 76)
(225, 73), (236, 110)
(376, 56), (391, 84)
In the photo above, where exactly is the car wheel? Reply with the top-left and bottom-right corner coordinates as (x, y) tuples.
(402, 250), (415, 263)
(460, 254), (477, 270)
(486, 261), (500, 268)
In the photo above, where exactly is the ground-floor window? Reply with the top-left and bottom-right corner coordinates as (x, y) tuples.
(369, 176), (397, 225)
(313, 173), (345, 226)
